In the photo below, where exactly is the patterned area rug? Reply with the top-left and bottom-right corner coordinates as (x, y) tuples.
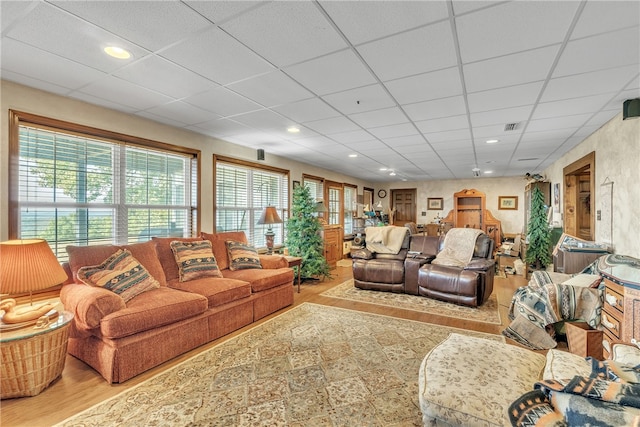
(322, 280), (501, 325)
(56, 303), (503, 427)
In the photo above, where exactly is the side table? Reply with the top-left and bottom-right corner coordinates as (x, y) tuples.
(285, 256), (303, 293)
(1, 310), (74, 399)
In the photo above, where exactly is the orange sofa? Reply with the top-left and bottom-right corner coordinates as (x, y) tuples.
(60, 231), (294, 383)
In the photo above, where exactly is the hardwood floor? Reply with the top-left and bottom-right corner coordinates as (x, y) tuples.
(1, 265), (529, 427)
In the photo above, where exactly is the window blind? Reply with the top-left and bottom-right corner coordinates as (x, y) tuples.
(15, 123), (198, 261)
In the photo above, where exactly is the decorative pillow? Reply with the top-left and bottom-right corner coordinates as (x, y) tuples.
(77, 249), (160, 302)
(170, 240), (223, 282)
(226, 240), (262, 271)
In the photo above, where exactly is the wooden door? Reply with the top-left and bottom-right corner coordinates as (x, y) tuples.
(564, 152), (595, 240)
(391, 189), (416, 225)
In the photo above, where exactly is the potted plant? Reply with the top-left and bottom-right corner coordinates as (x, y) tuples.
(285, 184), (331, 280)
(525, 186), (552, 270)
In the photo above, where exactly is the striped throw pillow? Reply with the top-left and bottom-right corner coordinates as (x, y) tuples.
(77, 249), (160, 302)
(170, 240), (223, 282)
(226, 240), (262, 271)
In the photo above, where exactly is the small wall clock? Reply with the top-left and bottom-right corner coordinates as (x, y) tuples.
(378, 189), (387, 198)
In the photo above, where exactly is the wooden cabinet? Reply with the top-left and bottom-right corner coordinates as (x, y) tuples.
(524, 181), (550, 234)
(442, 189), (502, 250)
(599, 259), (640, 359)
(553, 247), (608, 274)
(322, 224), (342, 269)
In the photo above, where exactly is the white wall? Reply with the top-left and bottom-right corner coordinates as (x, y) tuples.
(0, 81), (371, 241)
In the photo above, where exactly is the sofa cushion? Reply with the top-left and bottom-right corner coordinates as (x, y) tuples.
(201, 231), (248, 271)
(77, 249), (160, 303)
(419, 333), (546, 427)
(169, 277), (251, 307)
(226, 240), (262, 270)
(99, 287), (208, 339)
(543, 349), (591, 381)
(223, 267), (294, 292)
(67, 240), (167, 286)
(152, 236), (203, 282)
(170, 240), (223, 282)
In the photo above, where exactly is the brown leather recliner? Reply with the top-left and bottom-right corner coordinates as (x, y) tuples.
(417, 233), (495, 307)
(352, 233), (442, 293)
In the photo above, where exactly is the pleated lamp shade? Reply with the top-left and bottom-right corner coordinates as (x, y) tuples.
(0, 239), (68, 295)
(257, 206), (283, 225)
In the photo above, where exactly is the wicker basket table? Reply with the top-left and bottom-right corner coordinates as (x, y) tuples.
(1, 311), (73, 399)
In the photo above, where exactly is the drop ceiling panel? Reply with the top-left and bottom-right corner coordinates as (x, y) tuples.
(368, 123), (418, 139)
(144, 101), (217, 126)
(320, 1), (448, 45)
(467, 82), (544, 113)
(423, 128), (472, 143)
(160, 27), (274, 85)
(183, 1), (263, 25)
(326, 130), (374, 144)
(69, 91), (138, 114)
(1, 38), (107, 90)
(403, 96), (467, 121)
(554, 27), (640, 77)
(414, 115), (469, 134)
(463, 45), (559, 93)
(469, 105), (533, 128)
(191, 118), (252, 137)
(382, 135), (429, 148)
(543, 65), (638, 102)
(321, 84), (395, 115)
(348, 107), (408, 129)
(285, 49), (377, 96)
(303, 116), (361, 135)
(184, 87), (263, 117)
(571, 1), (640, 40)
(532, 93), (616, 120)
(357, 21), (457, 82)
(220, 1), (347, 67)
(6, 2), (149, 73)
(226, 71), (314, 108)
(77, 76), (173, 111)
(114, 56), (218, 99)
(386, 67), (463, 105)
(456, 1), (579, 63)
(228, 109), (296, 133)
(273, 98), (340, 124)
(1, 70), (71, 96)
(51, 1), (212, 52)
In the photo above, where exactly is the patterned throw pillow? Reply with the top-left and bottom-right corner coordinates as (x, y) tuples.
(170, 240), (223, 282)
(77, 249), (160, 302)
(226, 240), (262, 271)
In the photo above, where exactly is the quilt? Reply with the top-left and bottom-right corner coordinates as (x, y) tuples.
(509, 358), (640, 426)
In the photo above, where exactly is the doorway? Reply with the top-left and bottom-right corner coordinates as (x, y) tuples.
(391, 189), (417, 225)
(563, 152), (595, 241)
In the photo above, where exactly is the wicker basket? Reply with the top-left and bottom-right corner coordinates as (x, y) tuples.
(1, 321), (71, 399)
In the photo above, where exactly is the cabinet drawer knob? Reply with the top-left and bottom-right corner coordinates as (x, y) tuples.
(602, 314), (617, 331)
(605, 294), (618, 307)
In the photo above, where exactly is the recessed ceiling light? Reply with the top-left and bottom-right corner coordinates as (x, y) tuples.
(379, 167), (388, 171)
(348, 154), (358, 158)
(104, 46), (131, 59)
(389, 172), (396, 176)
(486, 139), (499, 144)
(484, 170), (493, 174)
(287, 126), (300, 133)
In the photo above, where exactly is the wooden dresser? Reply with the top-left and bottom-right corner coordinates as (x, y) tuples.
(599, 256), (640, 358)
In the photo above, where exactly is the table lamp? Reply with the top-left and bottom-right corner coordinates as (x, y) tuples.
(257, 206), (283, 255)
(0, 239), (67, 324)
(315, 200), (328, 225)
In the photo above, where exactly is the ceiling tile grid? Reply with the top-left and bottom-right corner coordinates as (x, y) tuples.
(1, 0), (638, 182)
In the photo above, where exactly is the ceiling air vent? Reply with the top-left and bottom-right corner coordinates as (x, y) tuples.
(504, 122), (519, 131)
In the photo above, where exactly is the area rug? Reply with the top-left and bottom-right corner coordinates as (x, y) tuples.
(56, 303), (503, 427)
(321, 280), (501, 325)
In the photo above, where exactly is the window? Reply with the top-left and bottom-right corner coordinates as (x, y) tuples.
(9, 111), (200, 261)
(302, 174), (325, 221)
(343, 184), (357, 235)
(326, 181), (343, 226)
(214, 156), (289, 248)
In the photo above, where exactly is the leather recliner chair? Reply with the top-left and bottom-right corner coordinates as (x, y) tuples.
(417, 233), (495, 307)
(352, 233), (442, 294)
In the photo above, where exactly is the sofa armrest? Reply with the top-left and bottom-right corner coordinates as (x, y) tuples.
(351, 248), (374, 260)
(60, 284), (126, 330)
(258, 255), (288, 269)
(611, 342), (640, 365)
(464, 259), (496, 271)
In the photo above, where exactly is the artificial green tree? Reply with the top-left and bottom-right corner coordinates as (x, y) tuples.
(525, 186), (552, 270)
(285, 184), (331, 280)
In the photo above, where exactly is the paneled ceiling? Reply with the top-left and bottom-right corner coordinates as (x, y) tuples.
(2, 1), (639, 182)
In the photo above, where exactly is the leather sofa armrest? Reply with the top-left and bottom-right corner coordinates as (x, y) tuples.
(351, 248), (374, 260)
(60, 284), (126, 330)
(464, 259), (496, 271)
(258, 255), (288, 269)
(404, 257), (432, 295)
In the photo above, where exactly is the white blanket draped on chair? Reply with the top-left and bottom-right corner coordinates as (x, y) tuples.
(432, 228), (483, 267)
(365, 226), (408, 254)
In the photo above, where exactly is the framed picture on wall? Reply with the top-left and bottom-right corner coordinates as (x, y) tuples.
(498, 196), (518, 210)
(427, 198), (443, 210)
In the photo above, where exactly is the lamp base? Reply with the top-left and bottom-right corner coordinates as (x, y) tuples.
(0, 299), (56, 324)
